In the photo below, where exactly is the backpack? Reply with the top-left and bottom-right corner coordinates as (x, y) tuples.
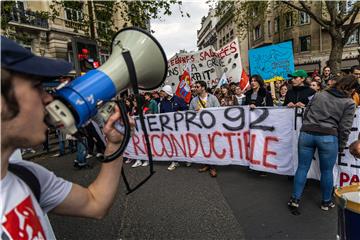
(8, 163), (41, 202)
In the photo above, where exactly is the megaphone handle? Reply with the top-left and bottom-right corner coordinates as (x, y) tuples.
(122, 50), (155, 174)
(101, 100), (131, 162)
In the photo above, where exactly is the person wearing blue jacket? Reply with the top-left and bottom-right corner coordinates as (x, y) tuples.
(159, 85), (188, 170)
(159, 85), (188, 113)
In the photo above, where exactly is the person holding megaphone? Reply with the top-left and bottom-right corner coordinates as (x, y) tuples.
(1, 27), (167, 238)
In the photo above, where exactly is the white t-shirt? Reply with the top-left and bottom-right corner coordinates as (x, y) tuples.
(1, 158), (72, 239)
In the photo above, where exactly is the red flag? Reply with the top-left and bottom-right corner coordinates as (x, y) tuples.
(175, 63), (192, 103)
(239, 69), (249, 91)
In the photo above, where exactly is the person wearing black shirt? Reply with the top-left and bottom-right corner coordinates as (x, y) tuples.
(244, 75), (273, 107)
(284, 70), (315, 108)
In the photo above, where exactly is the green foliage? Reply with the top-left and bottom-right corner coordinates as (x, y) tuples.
(2, 0), (188, 50)
(211, 0), (359, 72)
(122, 0), (187, 30)
(1, 1), (16, 31)
(63, 1), (84, 10)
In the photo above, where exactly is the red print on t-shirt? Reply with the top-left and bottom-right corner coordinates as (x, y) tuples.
(2, 196), (46, 240)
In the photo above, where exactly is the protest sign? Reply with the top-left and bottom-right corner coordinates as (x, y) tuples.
(167, 38), (247, 88)
(124, 107), (360, 187)
(249, 41), (295, 82)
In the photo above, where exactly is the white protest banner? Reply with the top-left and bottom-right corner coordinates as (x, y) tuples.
(124, 107), (360, 187)
(334, 110), (360, 186)
(248, 108), (295, 175)
(166, 38), (244, 87)
(125, 106), (296, 174)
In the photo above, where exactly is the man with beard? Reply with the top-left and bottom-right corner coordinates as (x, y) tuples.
(189, 80), (220, 177)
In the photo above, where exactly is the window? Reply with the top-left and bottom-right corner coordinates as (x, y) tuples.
(230, 29), (234, 39)
(253, 25), (262, 40)
(97, 21), (110, 36)
(268, 20), (272, 37)
(285, 12), (293, 28)
(346, 28), (359, 45)
(299, 11), (310, 25)
(299, 35), (311, 52)
(64, 6), (83, 22)
(274, 17), (279, 33)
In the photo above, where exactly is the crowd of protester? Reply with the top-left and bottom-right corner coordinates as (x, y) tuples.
(23, 64), (360, 212)
(35, 65), (360, 173)
(120, 65), (360, 170)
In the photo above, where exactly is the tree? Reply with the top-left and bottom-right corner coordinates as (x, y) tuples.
(281, 0), (359, 73)
(2, 0), (188, 48)
(214, 0), (360, 73)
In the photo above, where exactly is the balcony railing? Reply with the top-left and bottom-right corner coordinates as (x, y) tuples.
(64, 19), (86, 31)
(9, 7), (49, 29)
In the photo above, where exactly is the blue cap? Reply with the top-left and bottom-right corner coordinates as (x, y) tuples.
(1, 36), (72, 79)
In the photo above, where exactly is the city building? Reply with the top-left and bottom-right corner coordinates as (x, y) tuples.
(197, 8), (218, 50)
(197, 3), (250, 72)
(248, 1), (360, 73)
(1, 0), (129, 75)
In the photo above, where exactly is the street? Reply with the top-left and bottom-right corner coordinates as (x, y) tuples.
(31, 152), (337, 240)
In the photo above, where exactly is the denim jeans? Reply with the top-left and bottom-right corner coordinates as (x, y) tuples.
(292, 132), (338, 202)
(76, 137), (88, 166)
(56, 129), (65, 155)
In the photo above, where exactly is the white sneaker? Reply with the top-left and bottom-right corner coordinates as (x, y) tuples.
(141, 161), (149, 167)
(96, 153), (104, 158)
(86, 154), (93, 159)
(125, 158), (132, 164)
(132, 160), (142, 168)
(167, 162), (179, 171)
(186, 162), (192, 167)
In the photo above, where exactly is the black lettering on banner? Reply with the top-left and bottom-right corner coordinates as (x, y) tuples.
(199, 110), (216, 129)
(185, 111), (202, 131)
(193, 72), (202, 81)
(134, 116), (140, 131)
(146, 115), (160, 132)
(294, 108), (304, 130)
(159, 114), (173, 131)
(191, 64), (198, 72)
(338, 152), (348, 166)
(250, 108), (275, 131)
(202, 69), (211, 80)
(173, 112), (184, 131)
(222, 106), (245, 131)
(168, 67), (179, 77)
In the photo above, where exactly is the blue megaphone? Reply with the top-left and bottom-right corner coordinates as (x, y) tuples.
(45, 27), (167, 134)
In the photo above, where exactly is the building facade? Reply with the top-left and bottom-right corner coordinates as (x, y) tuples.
(249, 1), (360, 73)
(197, 3), (250, 72)
(197, 8), (218, 50)
(1, 0), (128, 74)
